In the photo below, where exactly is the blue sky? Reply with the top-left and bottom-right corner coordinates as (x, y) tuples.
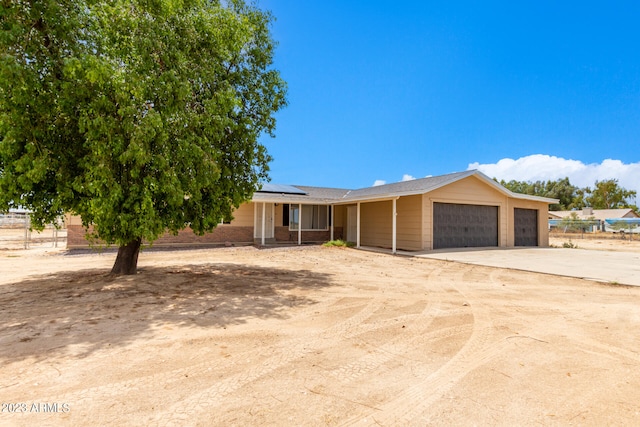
(258, 1), (640, 197)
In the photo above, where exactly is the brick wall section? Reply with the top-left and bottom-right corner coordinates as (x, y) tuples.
(67, 225), (342, 248)
(67, 224), (97, 248)
(274, 226), (343, 243)
(67, 225), (254, 249)
(154, 226), (254, 246)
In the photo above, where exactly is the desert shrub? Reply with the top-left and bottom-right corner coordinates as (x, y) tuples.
(323, 240), (354, 248)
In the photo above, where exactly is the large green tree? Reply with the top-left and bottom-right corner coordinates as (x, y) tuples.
(0, 0), (287, 274)
(499, 177), (638, 212)
(499, 177), (578, 210)
(585, 179), (637, 209)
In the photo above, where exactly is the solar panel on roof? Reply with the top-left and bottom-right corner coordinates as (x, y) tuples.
(258, 183), (307, 195)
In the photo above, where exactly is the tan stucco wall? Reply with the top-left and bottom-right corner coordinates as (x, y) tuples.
(230, 202), (255, 227)
(65, 213), (83, 226)
(333, 205), (345, 228)
(397, 195), (423, 250)
(360, 201), (393, 248)
(354, 195), (423, 251)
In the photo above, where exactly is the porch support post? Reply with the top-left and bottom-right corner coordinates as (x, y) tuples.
(261, 202), (266, 246)
(357, 202), (361, 248)
(392, 197), (397, 254)
(330, 205), (334, 241)
(298, 203), (302, 245)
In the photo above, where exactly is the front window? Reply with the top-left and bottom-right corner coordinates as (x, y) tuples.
(289, 205), (328, 230)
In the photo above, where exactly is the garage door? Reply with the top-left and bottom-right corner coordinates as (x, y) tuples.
(514, 208), (538, 246)
(433, 203), (498, 249)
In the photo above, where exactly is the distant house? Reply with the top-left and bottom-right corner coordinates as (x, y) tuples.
(67, 170), (558, 251)
(549, 207), (640, 232)
(548, 207), (639, 221)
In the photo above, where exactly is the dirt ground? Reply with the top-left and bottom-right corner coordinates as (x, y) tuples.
(1, 240), (639, 426)
(550, 233), (640, 252)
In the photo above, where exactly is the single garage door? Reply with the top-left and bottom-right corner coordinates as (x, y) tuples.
(514, 208), (538, 246)
(433, 203), (498, 249)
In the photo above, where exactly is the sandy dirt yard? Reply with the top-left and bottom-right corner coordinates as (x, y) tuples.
(550, 233), (640, 252)
(1, 242), (640, 426)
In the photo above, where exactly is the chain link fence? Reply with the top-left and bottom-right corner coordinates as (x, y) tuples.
(0, 213), (66, 249)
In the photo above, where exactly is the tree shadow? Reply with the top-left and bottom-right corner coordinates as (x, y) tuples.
(0, 263), (334, 362)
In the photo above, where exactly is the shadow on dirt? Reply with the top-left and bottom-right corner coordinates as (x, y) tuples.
(0, 263), (334, 362)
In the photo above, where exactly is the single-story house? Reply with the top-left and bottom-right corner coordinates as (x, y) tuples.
(549, 207), (640, 232)
(548, 207), (639, 221)
(67, 170), (558, 251)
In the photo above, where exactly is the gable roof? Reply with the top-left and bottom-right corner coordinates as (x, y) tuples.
(339, 171), (476, 201)
(252, 170), (558, 205)
(252, 184), (351, 204)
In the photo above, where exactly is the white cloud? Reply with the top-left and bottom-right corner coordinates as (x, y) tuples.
(373, 174), (417, 186)
(468, 155), (640, 198)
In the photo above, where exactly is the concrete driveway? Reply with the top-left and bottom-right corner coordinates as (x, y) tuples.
(413, 247), (640, 286)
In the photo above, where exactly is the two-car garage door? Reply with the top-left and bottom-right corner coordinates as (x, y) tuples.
(433, 203), (540, 249)
(433, 203), (498, 249)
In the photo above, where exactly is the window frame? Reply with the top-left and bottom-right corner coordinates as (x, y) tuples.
(289, 204), (329, 231)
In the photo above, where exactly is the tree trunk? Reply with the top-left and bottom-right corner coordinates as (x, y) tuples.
(111, 238), (142, 275)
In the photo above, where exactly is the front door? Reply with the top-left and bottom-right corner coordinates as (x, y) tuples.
(254, 203), (274, 239)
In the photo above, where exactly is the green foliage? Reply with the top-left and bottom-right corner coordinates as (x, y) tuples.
(1, 1), (287, 249)
(585, 179), (636, 209)
(499, 177), (578, 210)
(562, 241), (578, 248)
(322, 239), (355, 248)
(499, 177), (637, 211)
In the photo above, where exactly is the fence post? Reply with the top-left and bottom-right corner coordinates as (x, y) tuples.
(23, 214), (29, 249)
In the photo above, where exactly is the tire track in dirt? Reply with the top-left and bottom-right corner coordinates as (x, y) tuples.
(323, 269), (453, 386)
(150, 269), (449, 425)
(144, 299), (388, 426)
(571, 337), (640, 365)
(202, 268), (452, 425)
(339, 267), (508, 425)
(5, 253), (451, 427)
(327, 311), (472, 385)
(6, 295), (378, 426)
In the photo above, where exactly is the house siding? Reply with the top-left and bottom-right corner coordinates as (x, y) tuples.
(397, 195), (423, 250)
(360, 201), (393, 248)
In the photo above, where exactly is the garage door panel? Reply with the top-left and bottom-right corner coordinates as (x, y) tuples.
(514, 208), (538, 246)
(433, 203), (498, 249)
